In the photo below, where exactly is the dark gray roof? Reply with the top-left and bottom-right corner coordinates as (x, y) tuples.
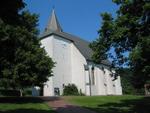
(40, 9), (111, 66)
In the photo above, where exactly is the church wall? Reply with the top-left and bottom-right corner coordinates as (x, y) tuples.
(41, 35), (73, 96)
(89, 65), (108, 95)
(104, 67), (116, 95)
(87, 63), (121, 96)
(71, 43), (87, 94)
(87, 64), (107, 96)
(85, 70), (90, 95)
(41, 36), (53, 57)
(41, 35), (54, 96)
(114, 76), (122, 95)
(88, 65), (97, 95)
(52, 35), (72, 95)
(110, 69), (122, 95)
(103, 67), (122, 95)
(95, 66), (107, 95)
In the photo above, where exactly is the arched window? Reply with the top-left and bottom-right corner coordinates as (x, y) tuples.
(91, 66), (95, 85)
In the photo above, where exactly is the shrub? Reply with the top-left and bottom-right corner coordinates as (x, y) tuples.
(63, 84), (79, 96)
(23, 88), (32, 96)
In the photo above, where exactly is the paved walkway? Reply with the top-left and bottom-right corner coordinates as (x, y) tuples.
(44, 97), (97, 113)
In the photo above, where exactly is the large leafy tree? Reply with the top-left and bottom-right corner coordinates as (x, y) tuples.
(0, 0), (54, 95)
(119, 68), (137, 94)
(90, 0), (150, 89)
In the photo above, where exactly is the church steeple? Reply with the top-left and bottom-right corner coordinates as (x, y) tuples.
(45, 9), (62, 32)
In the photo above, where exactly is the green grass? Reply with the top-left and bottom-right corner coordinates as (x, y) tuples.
(0, 97), (54, 113)
(64, 95), (150, 113)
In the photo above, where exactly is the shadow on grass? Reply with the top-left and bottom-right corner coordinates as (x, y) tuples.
(0, 97), (58, 113)
(85, 96), (150, 113)
(0, 96), (60, 104)
(0, 109), (55, 113)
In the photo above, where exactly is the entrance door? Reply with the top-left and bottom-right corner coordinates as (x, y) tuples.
(54, 87), (60, 96)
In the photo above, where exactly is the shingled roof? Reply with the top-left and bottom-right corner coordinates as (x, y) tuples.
(40, 9), (111, 66)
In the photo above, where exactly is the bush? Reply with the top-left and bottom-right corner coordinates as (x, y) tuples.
(63, 84), (80, 96)
(23, 88), (32, 96)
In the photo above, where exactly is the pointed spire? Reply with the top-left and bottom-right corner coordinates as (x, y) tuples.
(45, 9), (62, 32)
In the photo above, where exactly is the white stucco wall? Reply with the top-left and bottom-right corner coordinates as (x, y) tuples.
(95, 66), (107, 95)
(89, 65), (98, 95)
(43, 77), (54, 96)
(41, 36), (53, 57)
(52, 35), (72, 95)
(105, 67), (116, 95)
(41, 35), (54, 96)
(41, 35), (72, 96)
(86, 64), (122, 96)
(114, 76), (122, 95)
(71, 43), (87, 94)
(88, 65), (110, 96)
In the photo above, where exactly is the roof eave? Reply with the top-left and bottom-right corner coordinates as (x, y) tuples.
(39, 32), (74, 42)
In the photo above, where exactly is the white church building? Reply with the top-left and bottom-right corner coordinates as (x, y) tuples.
(32, 10), (122, 96)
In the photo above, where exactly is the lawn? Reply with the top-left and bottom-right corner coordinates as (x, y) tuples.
(63, 95), (150, 113)
(0, 97), (54, 113)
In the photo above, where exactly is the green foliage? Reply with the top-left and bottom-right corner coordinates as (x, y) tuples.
(0, 0), (54, 92)
(119, 68), (137, 94)
(0, 0), (25, 25)
(23, 88), (32, 96)
(90, 0), (150, 89)
(63, 84), (80, 96)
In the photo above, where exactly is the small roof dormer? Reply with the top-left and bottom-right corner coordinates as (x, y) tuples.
(45, 9), (62, 32)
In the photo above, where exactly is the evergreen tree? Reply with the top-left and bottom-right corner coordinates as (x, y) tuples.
(0, 0), (54, 95)
(90, 0), (150, 89)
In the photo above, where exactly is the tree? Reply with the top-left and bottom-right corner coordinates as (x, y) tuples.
(119, 68), (137, 94)
(90, 0), (150, 90)
(0, 0), (54, 96)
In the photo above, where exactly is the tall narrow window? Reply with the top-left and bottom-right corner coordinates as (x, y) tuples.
(91, 66), (95, 85)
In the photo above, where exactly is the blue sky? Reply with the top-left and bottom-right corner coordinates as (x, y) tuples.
(25, 0), (118, 42)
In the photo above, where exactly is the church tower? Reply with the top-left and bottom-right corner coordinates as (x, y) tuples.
(45, 9), (62, 33)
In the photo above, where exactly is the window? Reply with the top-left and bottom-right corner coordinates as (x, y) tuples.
(91, 66), (95, 85)
(101, 66), (106, 74)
